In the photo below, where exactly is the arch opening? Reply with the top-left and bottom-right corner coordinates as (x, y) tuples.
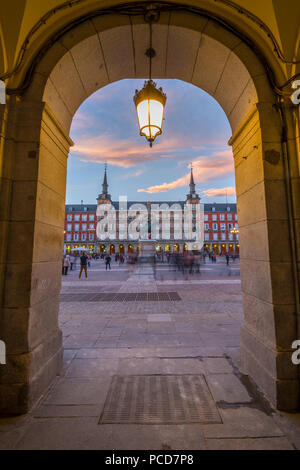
(1, 7), (299, 416)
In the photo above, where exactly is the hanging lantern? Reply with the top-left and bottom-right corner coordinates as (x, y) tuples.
(134, 79), (166, 147)
(133, 7), (167, 147)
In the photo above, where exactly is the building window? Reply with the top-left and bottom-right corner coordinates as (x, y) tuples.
(213, 223), (218, 231)
(220, 223), (226, 231)
(220, 214), (225, 221)
(204, 233), (209, 241)
(89, 224), (95, 230)
(204, 214), (208, 221)
(221, 233), (226, 241)
(212, 207), (215, 212)
(74, 214), (80, 222)
(228, 223), (233, 231)
(66, 234), (72, 242)
(229, 233), (233, 240)
(82, 234), (87, 241)
(227, 214), (232, 221)
(73, 234), (79, 241)
(204, 223), (209, 231)
(74, 224), (80, 232)
(67, 224), (72, 232)
(213, 233), (218, 241)
(227, 206), (231, 212)
(82, 224), (87, 232)
(82, 214), (87, 222)
(67, 214), (72, 221)
(89, 233), (94, 241)
(84, 207), (88, 212)
(89, 214), (95, 221)
(212, 214), (217, 221)
(235, 213), (238, 221)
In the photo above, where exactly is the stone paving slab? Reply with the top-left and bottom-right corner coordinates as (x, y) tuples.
(33, 405), (103, 418)
(65, 358), (119, 378)
(14, 418), (113, 450)
(206, 374), (252, 404)
(44, 378), (112, 405)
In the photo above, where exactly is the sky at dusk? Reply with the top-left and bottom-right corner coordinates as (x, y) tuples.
(66, 79), (236, 204)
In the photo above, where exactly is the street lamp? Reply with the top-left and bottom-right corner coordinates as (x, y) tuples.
(230, 227), (239, 235)
(133, 8), (166, 147)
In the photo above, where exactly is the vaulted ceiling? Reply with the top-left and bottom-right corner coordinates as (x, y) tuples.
(0, 0), (299, 89)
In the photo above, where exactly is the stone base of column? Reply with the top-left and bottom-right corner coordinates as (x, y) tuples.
(0, 329), (63, 415)
(240, 326), (300, 411)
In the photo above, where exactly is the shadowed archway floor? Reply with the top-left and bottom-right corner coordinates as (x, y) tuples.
(0, 259), (299, 450)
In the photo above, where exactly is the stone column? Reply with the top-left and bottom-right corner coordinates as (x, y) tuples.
(0, 100), (73, 414)
(230, 103), (300, 411)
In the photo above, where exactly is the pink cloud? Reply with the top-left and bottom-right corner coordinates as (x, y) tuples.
(71, 134), (201, 168)
(202, 186), (236, 198)
(138, 150), (234, 193)
(71, 112), (95, 132)
(121, 168), (145, 179)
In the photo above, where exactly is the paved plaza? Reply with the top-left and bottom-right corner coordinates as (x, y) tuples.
(0, 259), (299, 450)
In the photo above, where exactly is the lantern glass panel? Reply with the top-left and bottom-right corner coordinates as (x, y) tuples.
(149, 99), (163, 136)
(137, 100), (148, 133)
(137, 99), (164, 140)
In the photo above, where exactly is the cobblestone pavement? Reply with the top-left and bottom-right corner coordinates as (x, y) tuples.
(1, 260), (299, 450)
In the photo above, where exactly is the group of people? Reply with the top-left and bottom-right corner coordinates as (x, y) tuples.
(168, 252), (202, 275)
(62, 254), (76, 275)
(62, 249), (239, 280)
(62, 251), (116, 279)
(62, 252), (91, 278)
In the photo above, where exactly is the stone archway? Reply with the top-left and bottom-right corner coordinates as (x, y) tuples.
(0, 4), (299, 414)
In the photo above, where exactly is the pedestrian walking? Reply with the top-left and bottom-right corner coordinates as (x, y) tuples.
(70, 254), (75, 270)
(63, 255), (70, 275)
(105, 254), (111, 270)
(79, 252), (88, 279)
(226, 254), (230, 266)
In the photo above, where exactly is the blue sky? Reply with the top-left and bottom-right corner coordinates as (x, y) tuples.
(66, 79), (236, 204)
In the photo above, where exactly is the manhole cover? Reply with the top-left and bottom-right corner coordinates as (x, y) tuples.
(99, 375), (221, 424)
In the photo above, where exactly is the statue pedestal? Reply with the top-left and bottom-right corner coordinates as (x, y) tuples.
(138, 239), (157, 263)
(139, 239), (156, 256)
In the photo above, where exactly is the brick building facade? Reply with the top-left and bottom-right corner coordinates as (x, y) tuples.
(64, 167), (239, 255)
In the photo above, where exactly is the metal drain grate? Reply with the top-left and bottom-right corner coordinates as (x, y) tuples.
(60, 292), (181, 302)
(99, 375), (221, 424)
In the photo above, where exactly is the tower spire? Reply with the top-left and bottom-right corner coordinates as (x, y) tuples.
(189, 163), (195, 194)
(102, 163), (108, 195)
(97, 163), (111, 202)
(186, 163), (200, 202)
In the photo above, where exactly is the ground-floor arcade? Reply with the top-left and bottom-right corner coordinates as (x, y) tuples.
(64, 241), (240, 255)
